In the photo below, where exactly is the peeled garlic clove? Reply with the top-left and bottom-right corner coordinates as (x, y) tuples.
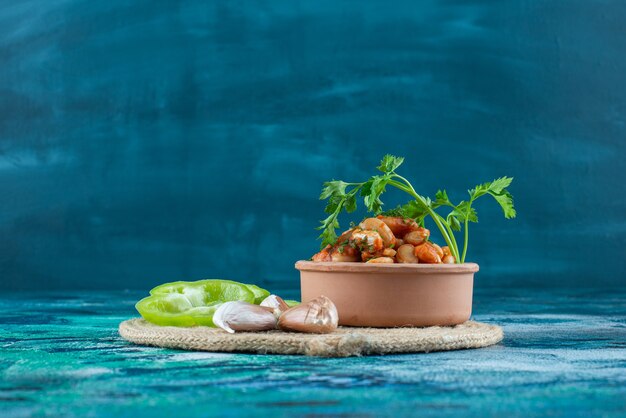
(213, 301), (277, 333)
(278, 295), (338, 334)
(260, 294), (290, 317)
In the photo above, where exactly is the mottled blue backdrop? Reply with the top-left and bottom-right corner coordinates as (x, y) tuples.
(1, 1), (625, 291)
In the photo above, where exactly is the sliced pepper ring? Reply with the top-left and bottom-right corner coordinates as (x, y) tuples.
(136, 279), (262, 327)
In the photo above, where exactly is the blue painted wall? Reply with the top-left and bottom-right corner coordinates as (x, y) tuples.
(1, 1), (625, 291)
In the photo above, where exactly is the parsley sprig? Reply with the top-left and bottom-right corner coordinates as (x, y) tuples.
(317, 155), (516, 263)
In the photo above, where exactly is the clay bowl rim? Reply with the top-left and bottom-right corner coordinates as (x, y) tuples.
(295, 260), (479, 274)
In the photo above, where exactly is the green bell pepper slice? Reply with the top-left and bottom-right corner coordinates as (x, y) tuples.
(136, 279), (267, 327)
(245, 284), (271, 304)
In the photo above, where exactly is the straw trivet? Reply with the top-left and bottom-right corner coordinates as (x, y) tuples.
(119, 318), (502, 357)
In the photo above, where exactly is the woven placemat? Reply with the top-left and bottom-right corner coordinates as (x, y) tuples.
(119, 318), (503, 357)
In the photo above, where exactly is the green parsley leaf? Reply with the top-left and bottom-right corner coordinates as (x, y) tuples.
(317, 210), (340, 247)
(449, 201), (478, 224)
(467, 177), (516, 219)
(344, 194), (357, 213)
(401, 199), (430, 220)
(447, 213), (462, 231)
(433, 189), (454, 208)
(377, 154), (405, 173)
(320, 180), (349, 200)
(488, 190), (516, 219)
(380, 205), (405, 217)
(361, 176), (391, 214)
(323, 195), (342, 214)
(469, 176), (514, 199)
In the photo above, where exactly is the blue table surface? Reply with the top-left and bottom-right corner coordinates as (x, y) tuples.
(1, 288), (625, 417)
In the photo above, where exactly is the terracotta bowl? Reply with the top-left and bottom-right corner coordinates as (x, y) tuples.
(296, 261), (479, 327)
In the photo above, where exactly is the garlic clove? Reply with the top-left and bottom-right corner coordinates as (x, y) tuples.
(278, 295), (338, 334)
(213, 301), (277, 333)
(260, 294), (290, 317)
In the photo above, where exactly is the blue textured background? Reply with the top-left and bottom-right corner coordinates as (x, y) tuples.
(1, 1), (625, 291)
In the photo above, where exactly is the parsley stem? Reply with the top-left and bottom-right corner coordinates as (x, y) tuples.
(387, 179), (460, 262)
(434, 212), (461, 261)
(461, 219), (469, 263)
(460, 200), (473, 263)
(393, 174), (462, 262)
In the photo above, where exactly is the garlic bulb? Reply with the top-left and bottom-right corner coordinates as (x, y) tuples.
(278, 295), (338, 334)
(213, 301), (277, 333)
(260, 295), (290, 317)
